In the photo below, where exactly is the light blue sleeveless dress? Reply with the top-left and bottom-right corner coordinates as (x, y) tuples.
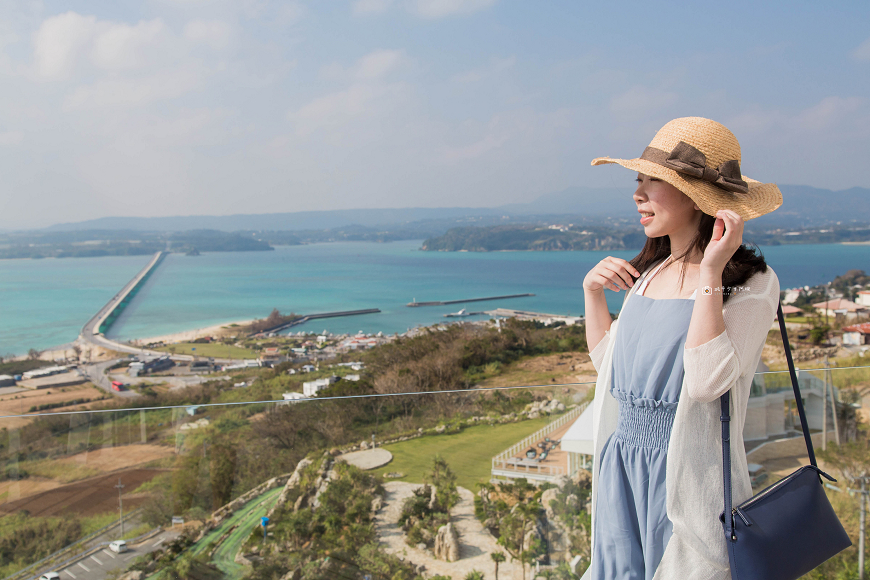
(590, 258), (697, 580)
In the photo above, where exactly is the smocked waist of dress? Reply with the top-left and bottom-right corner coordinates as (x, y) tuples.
(612, 390), (678, 450)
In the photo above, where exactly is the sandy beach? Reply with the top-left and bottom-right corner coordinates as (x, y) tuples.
(131, 319), (256, 346)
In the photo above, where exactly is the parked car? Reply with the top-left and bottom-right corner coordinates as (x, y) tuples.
(748, 463), (768, 487)
(109, 540), (128, 553)
(39, 573), (60, 580)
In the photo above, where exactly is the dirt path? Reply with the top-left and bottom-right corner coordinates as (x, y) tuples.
(376, 482), (525, 580)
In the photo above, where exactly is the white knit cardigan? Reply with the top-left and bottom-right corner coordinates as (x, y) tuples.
(579, 261), (781, 580)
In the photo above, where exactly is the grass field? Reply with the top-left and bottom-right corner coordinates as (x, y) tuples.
(371, 415), (557, 490)
(154, 342), (258, 359)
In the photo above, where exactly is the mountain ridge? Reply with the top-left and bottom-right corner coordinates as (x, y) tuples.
(39, 184), (870, 232)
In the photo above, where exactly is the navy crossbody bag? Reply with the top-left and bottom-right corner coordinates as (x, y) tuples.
(719, 301), (851, 580)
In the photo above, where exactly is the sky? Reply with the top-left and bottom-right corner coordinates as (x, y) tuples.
(0, 0), (868, 229)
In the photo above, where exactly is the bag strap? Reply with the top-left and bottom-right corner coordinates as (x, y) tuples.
(721, 300), (817, 538)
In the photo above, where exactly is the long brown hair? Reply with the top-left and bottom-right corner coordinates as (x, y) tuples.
(628, 213), (768, 305)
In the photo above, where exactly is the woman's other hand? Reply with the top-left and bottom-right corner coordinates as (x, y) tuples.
(701, 209), (743, 274)
(583, 256), (640, 293)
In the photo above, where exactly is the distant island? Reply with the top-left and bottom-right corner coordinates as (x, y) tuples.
(421, 223), (870, 252)
(0, 229), (276, 259)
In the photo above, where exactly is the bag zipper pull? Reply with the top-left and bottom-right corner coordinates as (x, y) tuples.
(732, 507), (751, 527)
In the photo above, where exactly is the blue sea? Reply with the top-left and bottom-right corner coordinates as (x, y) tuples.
(1, 240), (868, 356)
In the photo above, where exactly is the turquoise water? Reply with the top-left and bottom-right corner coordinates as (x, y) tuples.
(1, 241), (867, 356)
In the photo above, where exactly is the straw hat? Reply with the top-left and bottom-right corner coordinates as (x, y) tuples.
(592, 117), (782, 220)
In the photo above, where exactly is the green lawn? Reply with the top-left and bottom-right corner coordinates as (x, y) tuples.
(371, 416), (556, 490)
(154, 342), (259, 359)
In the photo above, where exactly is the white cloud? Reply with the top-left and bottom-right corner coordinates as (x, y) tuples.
(0, 131), (24, 146)
(794, 96), (864, 131)
(452, 55), (514, 83)
(353, 0), (394, 14)
(33, 12), (97, 79)
(33, 12), (233, 80)
(442, 133), (507, 161)
(183, 20), (233, 51)
(355, 49), (403, 79)
(852, 37), (870, 61)
(410, 0), (497, 19)
(289, 82), (409, 136)
(63, 68), (205, 110)
(319, 49), (405, 81)
(91, 19), (167, 70)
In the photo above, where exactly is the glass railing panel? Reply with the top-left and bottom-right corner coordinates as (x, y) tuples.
(0, 363), (868, 580)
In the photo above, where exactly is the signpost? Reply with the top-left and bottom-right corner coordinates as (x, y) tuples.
(261, 516), (269, 542)
(115, 478), (125, 536)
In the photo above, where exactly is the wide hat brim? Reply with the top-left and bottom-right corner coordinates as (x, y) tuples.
(591, 156), (782, 221)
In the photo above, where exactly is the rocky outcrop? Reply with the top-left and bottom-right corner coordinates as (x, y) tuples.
(525, 398), (567, 416)
(433, 522), (460, 562)
(267, 458), (314, 518)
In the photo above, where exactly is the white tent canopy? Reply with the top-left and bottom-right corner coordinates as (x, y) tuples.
(561, 403), (594, 455)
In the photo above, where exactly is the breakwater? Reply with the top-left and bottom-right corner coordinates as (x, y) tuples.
(258, 308), (382, 334)
(406, 293), (534, 307)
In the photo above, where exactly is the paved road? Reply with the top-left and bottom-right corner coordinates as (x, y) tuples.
(54, 529), (180, 580)
(82, 359), (139, 399)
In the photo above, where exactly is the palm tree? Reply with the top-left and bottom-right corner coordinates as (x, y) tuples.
(491, 551), (506, 580)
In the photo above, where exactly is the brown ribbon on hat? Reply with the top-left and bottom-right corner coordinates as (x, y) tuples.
(640, 141), (750, 194)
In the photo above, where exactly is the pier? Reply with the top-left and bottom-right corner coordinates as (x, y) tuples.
(80, 252), (168, 354)
(486, 308), (584, 326)
(256, 308), (382, 334)
(406, 293), (534, 307)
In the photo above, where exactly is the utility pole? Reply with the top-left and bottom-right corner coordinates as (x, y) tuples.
(823, 364), (828, 451)
(849, 476), (867, 580)
(825, 285), (830, 344)
(115, 478), (125, 536)
(825, 355), (841, 445)
(861, 478), (866, 580)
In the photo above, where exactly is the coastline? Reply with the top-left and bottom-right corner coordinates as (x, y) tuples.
(130, 319), (256, 346)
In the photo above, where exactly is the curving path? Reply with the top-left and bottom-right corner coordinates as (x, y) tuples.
(375, 482), (525, 580)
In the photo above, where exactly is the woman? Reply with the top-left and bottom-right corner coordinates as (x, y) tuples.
(580, 117), (782, 580)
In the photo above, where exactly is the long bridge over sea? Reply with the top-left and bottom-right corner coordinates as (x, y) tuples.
(79, 251), (383, 352)
(79, 251), (169, 355)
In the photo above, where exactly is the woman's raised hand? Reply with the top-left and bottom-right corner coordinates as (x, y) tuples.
(583, 257), (641, 293)
(701, 209), (744, 274)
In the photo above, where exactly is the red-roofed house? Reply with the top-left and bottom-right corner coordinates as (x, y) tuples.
(812, 298), (868, 321)
(842, 322), (870, 346)
(775, 304), (804, 319)
(857, 290), (870, 307)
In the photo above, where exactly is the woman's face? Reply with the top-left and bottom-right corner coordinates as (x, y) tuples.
(634, 173), (701, 238)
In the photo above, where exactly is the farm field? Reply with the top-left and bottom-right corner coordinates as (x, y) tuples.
(0, 467), (168, 517)
(0, 383), (109, 429)
(56, 443), (175, 473)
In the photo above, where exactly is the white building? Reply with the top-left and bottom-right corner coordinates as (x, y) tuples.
(782, 288), (802, 304)
(813, 298), (868, 321)
(843, 323), (870, 346)
(302, 375), (339, 397)
(280, 392), (309, 405)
